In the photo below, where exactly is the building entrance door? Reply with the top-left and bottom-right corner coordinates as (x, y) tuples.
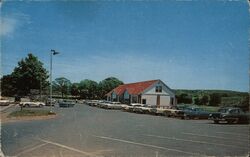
(156, 95), (160, 107)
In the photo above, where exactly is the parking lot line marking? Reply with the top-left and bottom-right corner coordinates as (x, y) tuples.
(92, 135), (201, 156)
(15, 143), (48, 157)
(92, 149), (114, 154)
(38, 138), (98, 157)
(182, 132), (248, 142)
(144, 134), (248, 150)
(215, 131), (249, 137)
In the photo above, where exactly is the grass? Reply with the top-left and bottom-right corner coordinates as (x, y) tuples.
(8, 109), (56, 117)
(199, 105), (219, 112)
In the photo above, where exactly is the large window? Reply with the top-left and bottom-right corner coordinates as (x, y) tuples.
(155, 86), (162, 93)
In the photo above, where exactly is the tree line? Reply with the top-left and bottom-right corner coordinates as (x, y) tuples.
(1, 53), (123, 99)
(176, 93), (222, 106)
(176, 92), (249, 111)
(52, 77), (123, 99)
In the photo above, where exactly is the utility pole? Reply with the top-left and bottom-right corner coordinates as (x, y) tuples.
(50, 49), (59, 113)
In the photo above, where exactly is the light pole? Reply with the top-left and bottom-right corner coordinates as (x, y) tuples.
(50, 49), (59, 113)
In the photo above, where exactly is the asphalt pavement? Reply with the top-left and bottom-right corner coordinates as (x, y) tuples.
(1, 104), (249, 157)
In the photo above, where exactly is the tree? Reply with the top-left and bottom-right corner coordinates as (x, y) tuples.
(176, 93), (192, 104)
(53, 77), (71, 98)
(209, 93), (221, 106)
(239, 96), (249, 112)
(1, 75), (16, 96)
(200, 95), (209, 105)
(79, 79), (98, 99)
(194, 97), (200, 105)
(98, 77), (124, 99)
(71, 83), (80, 97)
(11, 53), (49, 96)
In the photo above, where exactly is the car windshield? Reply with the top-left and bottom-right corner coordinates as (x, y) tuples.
(218, 108), (229, 113)
(194, 108), (204, 112)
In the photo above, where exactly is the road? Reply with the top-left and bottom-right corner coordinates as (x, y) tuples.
(1, 104), (249, 157)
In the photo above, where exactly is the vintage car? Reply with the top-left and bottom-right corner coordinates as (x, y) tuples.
(0, 99), (13, 106)
(182, 107), (210, 119)
(45, 98), (57, 106)
(58, 100), (75, 108)
(105, 102), (124, 110)
(209, 107), (249, 124)
(19, 101), (46, 108)
(133, 105), (152, 114)
(123, 103), (144, 112)
(162, 108), (185, 118)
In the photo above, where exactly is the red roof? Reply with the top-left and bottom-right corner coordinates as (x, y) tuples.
(107, 80), (159, 96)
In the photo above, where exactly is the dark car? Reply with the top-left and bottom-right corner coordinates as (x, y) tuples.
(209, 107), (249, 124)
(183, 107), (210, 119)
(58, 100), (75, 108)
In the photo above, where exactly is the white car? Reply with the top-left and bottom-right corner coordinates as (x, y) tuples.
(19, 101), (46, 108)
(123, 103), (144, 112)
(0, 99), (13, 106)
(107, 102), (124, 110)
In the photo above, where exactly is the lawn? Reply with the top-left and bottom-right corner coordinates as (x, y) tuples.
(199, 105), (219, 112)
(8, 109), (56, 117)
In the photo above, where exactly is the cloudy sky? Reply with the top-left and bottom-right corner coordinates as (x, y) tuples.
(1, 1), (249, 92)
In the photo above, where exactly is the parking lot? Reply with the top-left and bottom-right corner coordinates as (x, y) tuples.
(1, 103), (249, 157)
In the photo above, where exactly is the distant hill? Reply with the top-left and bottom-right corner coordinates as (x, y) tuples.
(173, 89), (249, 111)
(173, 89), (248, 97)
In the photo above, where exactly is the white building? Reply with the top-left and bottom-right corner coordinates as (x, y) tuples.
(106, 79), (176, 108)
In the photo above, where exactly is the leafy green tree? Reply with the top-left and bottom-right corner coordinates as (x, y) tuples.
(176, 93), (192, 104)
(98, 77), (124, 99)
(71, 83), (80, 97)
(209, 93), (221, 106)
(194, 97), (200, 105)
(1, 75), (16, 96)
(53, 77), (71, 98)
(79, 79), (98, 99)
(239, 96), (249, 111)
(11, 53), (49, 96)
(200, 95), (209, 105)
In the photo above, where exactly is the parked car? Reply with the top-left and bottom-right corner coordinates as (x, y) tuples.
(98, 101), (111, 108)
(45, 98), (57, 106)
(162, 108), (185, 118)
(149, 108), (166, 116)
(133, 105), (152, 114)
(0, 99), (12, 106)
(182, 107), (210, 119)
(19, 101), (46, 108)
(130, 103), (144, 112)
(123, 104), (143, 112)
(104, 102), (123, 110)
(209, 107), (249, 124)
(122, 104), (132, 111)
(58, 100), (75, 108)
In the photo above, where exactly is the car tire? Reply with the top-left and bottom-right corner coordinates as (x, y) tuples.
(234, 118), (239, 124)
(184, 114), (189, 120)
(39, 104), (43, 107)
(214, 120), (219, 124)
(227, 119), (234, 124)
(25, 104), (29, 107)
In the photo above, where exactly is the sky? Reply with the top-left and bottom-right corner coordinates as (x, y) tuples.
(0, 1), (249, 92)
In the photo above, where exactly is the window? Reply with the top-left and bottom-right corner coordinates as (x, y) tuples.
(155, 86), (162, 93)
(142, 99), (146, 104)
(229, 109), (239, 114)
